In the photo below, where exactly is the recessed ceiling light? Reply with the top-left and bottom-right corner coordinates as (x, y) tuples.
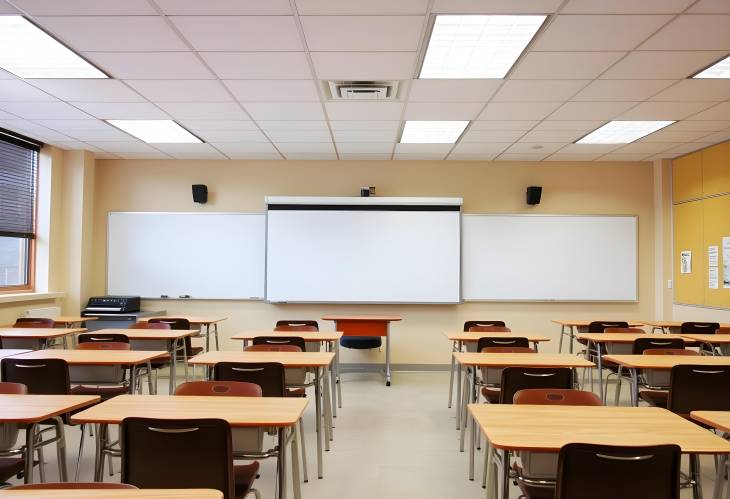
(419, 15), (546, 79)
(576, 121), (675, 144)
(693, 55), (730, 79)
(106, 120), (202, 144)
(0, 16), (107, 78)
(400, 121), (469, 143)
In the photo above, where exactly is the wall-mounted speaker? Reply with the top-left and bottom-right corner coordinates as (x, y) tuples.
(526, 186), (542, 205)
(192, 184), (208, 204)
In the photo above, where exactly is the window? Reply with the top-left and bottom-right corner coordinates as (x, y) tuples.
(0, 128), (41, 291)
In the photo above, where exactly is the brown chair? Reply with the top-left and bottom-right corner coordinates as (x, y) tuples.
(121, 417), (259, 499)
(148, 317), (203, 358)
(513, 388), (601, 406)
(0, 382), (27, 486)
(636, 349), (700, 408)
(78, 333), (129, 345)
(13, 318), (54, 328)
(70, 341), (132, 400)
(6, 318), (56, 350)
(555, 443), (680, 499)
(275, 320), (319, 331)
(128, 321), (173, 391)
(8, 483), (138, 490)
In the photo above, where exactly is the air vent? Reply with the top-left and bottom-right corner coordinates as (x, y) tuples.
(327, 80), (400, 100)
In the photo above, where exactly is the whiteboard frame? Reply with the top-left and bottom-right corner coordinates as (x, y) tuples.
(106, 211), (266, 301)
(461, 213), (639, 303)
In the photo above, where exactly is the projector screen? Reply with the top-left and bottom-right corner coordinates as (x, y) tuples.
(265, 197), (461, 303)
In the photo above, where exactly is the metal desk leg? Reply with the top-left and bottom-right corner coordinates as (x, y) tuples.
(278, 427), (288, 499)
(596, 342), (604, 403)
(315, 366), (323, 479)
(485, 441), (497, 499)
(23, 423), (36, 483)
(501, 450), (510, 499)
(328, 342), (337, 419)
(559, 325), (566, 352)
(456, 349), (463, 430)
(385, 322), (391, 386)
(448, 341), (457, 408)
(569, 325), (575, 354)
(53, 417), (68, 482)
(323, 366), (333, 450)
(214, 323), (219, 351)
(468, 366), (477, 480)
(205, 323), (210, 352)
(690, 454), (703, 499)
(630, 368), (639, 406)
(713, 454), (726, 499)
(169, 338), (178, 395)
(335, 340), (342, 409)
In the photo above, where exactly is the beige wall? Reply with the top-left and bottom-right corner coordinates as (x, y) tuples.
(90, 159), (656, 365)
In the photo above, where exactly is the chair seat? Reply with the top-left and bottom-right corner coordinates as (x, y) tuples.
(340, 336), (381, 349)
(513, 462), (555, 499)
(481, 387), (500, 404)
(286, 388), (306, 397)
(638, 389), (668, 408)
(233, 461), (260, 499)
(0, 457), (24, 483)
(71, 385), (129, 399)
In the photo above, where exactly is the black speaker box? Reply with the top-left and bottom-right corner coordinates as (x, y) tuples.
(192, 184), (208, 204)
(526, 186), (542, 205)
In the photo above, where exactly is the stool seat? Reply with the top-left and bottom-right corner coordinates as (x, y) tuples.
(340, 336), (381, 349)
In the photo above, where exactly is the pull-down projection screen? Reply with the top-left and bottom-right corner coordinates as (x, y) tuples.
(265, 197), (462, 303)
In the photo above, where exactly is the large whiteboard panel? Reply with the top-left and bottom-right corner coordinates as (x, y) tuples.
(463, 215), (637, 301)
(266, 210), (461, 303)
(107, 212), (265, 300)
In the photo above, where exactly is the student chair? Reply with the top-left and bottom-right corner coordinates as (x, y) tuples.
(580, 321), (630, 390)
(629, 349), (700, 409)
(716, 327), (730, 355)
(680, 322), (720, 334)
(0, 382), (28, 487)
(246, 339), (308, 396)
(129, 321), (174, 391)
(148, 317), (203, 360)
(275, 320), (320, 352)
(555, 443), (680, 499)
(12, 318), (54, 328)
(71, 341), (132, 399)
(77, 333), (129, 345)
(121, 417), (259, 499)
(6, 318), (56, 350)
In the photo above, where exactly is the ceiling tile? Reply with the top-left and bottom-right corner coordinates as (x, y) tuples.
(598, 152), (652, 161)
(84, 52), (215, 79)
(73, 102), (169, 119)
(226, 152), (282, 160)
(275, 142), (335, 153)
(663, 120), (730, 132)
(324, 102), (404, 120)
(329, 121), (400, 131)
(600, 51), (727, 79)
(0, 2), (18, 13)
(284, 152), (337, 160)
(26, 79), (144, 102)
(266, 130), (332, 142)
(224, 80), (319, 102)
(554, 143), (622, 154)
(32, 119), (114, 131)
(172, 151), (228, 160)
(533, 15), (671, 51)
(650, 80), (730, 102)
(611, 142), (676, 154)
(404, 102), (483, 120)
(478, 102), (562, 120)
(152, 143), (220, 153)
(0, 101), (91, 119)
(562, 0), (694, 13)
(618, 101), (716, 120)
(548, 101), (636, 120)
(242, 102), (325, 120)
(12, 0), (156, 14)
(1, 121), (74, 141)
(685, 102), (730, 121)
(0, 80), (57, 101)
(503, 142), (565, 154)
(497, 152), (551, 161)
(157, 102), (248, 120)
(156, 0), (293, 14)
(193, 130), (269, 142)
(660, 142), (715, 155)
(0, 68), (16, 79)
(448, 153), (498, 160)
(393, 153), (447, 160)
(179, 120), (258, 131)
(310, 52), (417, 80)
(170, 16), (303, 51)
(572, 79), (675, 101)
(461, 129), (525, 142)
(300, 16), (423, 52)
(125, 80), (232, 102)
(431, 0), (563, 13)
(66, 128), (137, 141)
(258, 121), (329, 130)
(469, 120), (538, 131)
(201, 52), (312, 79)
(511, 52), (626, 79)
(408, 79), (501, 102)
(48, 140), (103, 151)
(493, 80), (589, 102)
(394, 143), (453, 154)
(519, 129), (585, 142)
(296, 0), (428, 14)
(0, 111), (20, 120)
(339, 153), (391, 160)
(547, 152), (606, 161)
(451, 142), (512, 154)
(36, 16), (187, 51)
(212, 142), (279, 154)
(336, 142), (393, 153)
(640, 15), (730, 50)
(696, 131), (730, 144)
(688, 0), (730, 13)
(532, 120), (604, 131)
(637, 129), (710, 142)
(332, 130), (397, 142)
(112, 152), (169, 159)
(87, 141), (160, 153)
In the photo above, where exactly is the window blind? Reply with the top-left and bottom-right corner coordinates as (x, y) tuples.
(0, 131), (41, 239)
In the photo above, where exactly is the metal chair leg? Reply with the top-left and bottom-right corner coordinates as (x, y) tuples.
(75, 425), (85, 481)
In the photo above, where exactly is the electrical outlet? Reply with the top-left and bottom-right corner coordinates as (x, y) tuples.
(667, 279), (673, 289)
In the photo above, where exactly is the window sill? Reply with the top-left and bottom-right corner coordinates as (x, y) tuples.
(0, 291), (65, 304)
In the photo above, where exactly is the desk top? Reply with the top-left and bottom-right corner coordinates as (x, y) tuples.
(93, 328), (200, 340)
(140, 316), (227, 325)
(0, 489), (222, 499)
(690, 411), (730, 433)
(70, 394), (307, 427)
(577, 333), (687, 343)
(445, 332), (550, 342)
(10, 349), (168, 366)
(681, 334), (730, 344)
(469, 404), (730, 454)
(0, 328), (85, 339)
(232, 330), (343, 341)
(55, 316), (97, 325)
(642, 321), (730, 328)
(453, 352), (594, 368)
(322, 315), (402, 322)
(0, 394), (99, 423)
(0, 349), (30, 360)
(189, 351), (335, 367)
(603, 354), (730, 369)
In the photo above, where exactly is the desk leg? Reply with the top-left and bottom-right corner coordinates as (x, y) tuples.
(323, 366), (333, 449)
(468, 367), (477, 480)
(335, 340), (342, 409)
(713, 454), (725, 499)
(53, 416), (68, 482)
(690, 454), (703, 499)
(485, 440), (497, 499)
(456, 350), (462, 430)
(385, 322), (391, 386)
(630, 368), (639, 407)
(328, 342), (337, 419)
(501, 450), (510, 499)
(214, 323), (219, 351)
(448, 340), (457, 408)
(23, 423), (36, 483)
(569, 326), (575, 354)
(315, 366), (323, 479)
(596, 342), (604, 403)
(169, 339), (178, 395)
(278, 427), (287, 499)
(205, 323), (210, 352)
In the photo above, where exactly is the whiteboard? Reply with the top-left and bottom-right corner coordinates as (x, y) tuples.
(266, 200), (461, 303)
(462, 215), (637, 301)
(107, 212), (265, 300)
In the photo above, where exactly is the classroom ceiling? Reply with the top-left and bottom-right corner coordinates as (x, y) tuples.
(0, 0), (729, 161)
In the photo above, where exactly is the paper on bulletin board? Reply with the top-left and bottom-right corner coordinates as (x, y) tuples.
(710, 267), (719, 289)
(680, 250), (692, 274)
(709, 245), (719, 267)
(723, 237), (730, 288)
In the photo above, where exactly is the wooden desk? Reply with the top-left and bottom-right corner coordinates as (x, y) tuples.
(190, 350), (335, 480)
(681, 334), (730, 357)
(552, 320), (643, 353)
(322, 315), (401, 386)
(471, 404), (730, 499)
(0, 490), (222, 499)
(54, 316), (97, 328)
(0, 328), (85, 350)
(0, 349), (29, 360)
(0, 394), (99, 483)
(690, 411), (730, 499)
(71, 394), (305, 499)
(140, 316), (227, 352)
(642, 321), (730, 334)
(603, 354), (730, 406)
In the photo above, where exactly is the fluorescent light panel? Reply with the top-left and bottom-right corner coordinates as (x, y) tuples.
(419, 15), (546, 79)
(400, 121), (469, 143)
(693, 55), (730, 79)
(577, 121), (675, 144)
(0, 16), (107, 78)
(107, 120), (202, 144)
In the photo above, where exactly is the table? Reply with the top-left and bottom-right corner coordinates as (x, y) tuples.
(0, 328), (86, 350)
(603, 354), (730, 406)
(140, 316), (227, 352)
(681, 334), (730, 355)
(552, 320), (643, 353)
(471, 404), (730, 499)
(232, 330), (344, 414)
(691, 411), (730, 499)
(0, 490), (222, 499)
(71, 394), (306, 499)
(453, 352), (595, 480)
(190, 351), (335, 480)
(0, 394), (99, 483)
(642, 321), (730, 334)
(322, 315), (401, 386)
(0, 349), (29, 360)
(54, 316), (97, 328)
